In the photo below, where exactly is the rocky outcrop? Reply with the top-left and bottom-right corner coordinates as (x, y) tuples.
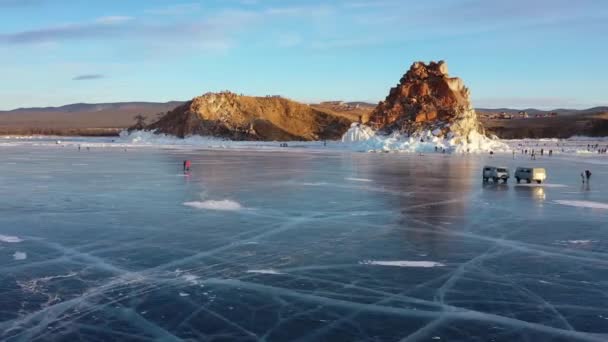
(369, 61), (481, 141)
(148, 92), (351, 141)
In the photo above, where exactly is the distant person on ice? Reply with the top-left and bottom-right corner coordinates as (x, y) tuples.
(183, 160), (192, 172)
(581, 172), (585, 184)
(585, 170), (592, 182)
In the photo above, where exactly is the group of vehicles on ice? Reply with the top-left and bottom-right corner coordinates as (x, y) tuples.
(482, 166), (547, 184)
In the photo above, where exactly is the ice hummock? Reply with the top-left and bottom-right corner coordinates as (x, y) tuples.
(342, 123), (376, 143)
(340, 124), (510, 153)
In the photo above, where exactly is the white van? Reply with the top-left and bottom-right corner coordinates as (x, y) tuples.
(482, 166), (510, 183)
(515, 167), (547, 184)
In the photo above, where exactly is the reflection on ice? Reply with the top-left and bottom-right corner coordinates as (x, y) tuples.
(515, 183), (568, 188)
(515, 185), (546, 201)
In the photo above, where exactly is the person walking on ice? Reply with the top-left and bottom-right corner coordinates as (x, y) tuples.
(581, 172), (585, 184)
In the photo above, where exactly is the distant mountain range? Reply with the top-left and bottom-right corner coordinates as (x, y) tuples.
(476, 107), (608, 116)
(3, 101), (606, 116)
(0, 101), (184, 136)
(1, 100), (607, 137)
(3, 101), (185, 114)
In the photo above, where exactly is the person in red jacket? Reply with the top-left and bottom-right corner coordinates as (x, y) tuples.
(183, 160), (192, 172)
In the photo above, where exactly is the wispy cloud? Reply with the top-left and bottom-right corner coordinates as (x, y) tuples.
(264, 5), (333, 17)
(343, 1), (401, 9)
(144, 3), (201, 16)
(311, 37), (383, 49)
(0, 13), (234, 52)
(73, 74), (104, 81)
(0, 4), (335, 49)
(0, 16), (132, 44)
(95, 16), (134, 24)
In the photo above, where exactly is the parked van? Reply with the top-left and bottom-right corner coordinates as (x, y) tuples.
(515, 167), (547, 184)
(482, 166), (510, 183)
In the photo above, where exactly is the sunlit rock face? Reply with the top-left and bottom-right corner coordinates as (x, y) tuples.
(148, 92), (351, 141)
(369, 61), (482, 143)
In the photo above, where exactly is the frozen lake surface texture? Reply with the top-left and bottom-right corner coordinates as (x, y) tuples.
(1, 138), (608, 341)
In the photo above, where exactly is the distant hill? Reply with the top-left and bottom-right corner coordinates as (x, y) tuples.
(480, 112), (608, 139)
(345, 101), (376, 107)
(311, 102), (375, 123)
(0, 101), (184, 136)
(4, 101), (184, 114)
(149, 92), (352, 141)
(476, 107), (608, 116)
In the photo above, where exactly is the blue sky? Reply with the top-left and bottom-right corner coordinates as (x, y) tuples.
(0, 0), (607, 110)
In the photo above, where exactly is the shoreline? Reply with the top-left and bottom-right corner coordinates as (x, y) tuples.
(0, 128), (122, 137)
(2, 134), (608, 158)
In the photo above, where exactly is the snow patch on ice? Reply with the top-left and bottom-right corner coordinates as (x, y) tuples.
(13, 251), (27, 260)
(360, 260), (446, 268)
(0, 234), (23, 243)
(555, 240), (599, 247)
(246, 269), (284, 275)
(179, 292), (190, 297)
(555, 200), (608, 210)
(567, 240), (595, 244)
(299, 182), (329, 186)
(17, 272), (77, 294)
(346, 177), (373, 183)
(181, 274), (200, 285)
(184, 200), (243, 211)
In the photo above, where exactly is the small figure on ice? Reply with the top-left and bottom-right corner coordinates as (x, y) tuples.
(183, 160), (192, 172)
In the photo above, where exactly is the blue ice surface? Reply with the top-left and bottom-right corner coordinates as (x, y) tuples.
(0, 143), (607, 341)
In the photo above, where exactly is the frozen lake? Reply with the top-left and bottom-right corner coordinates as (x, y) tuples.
(1, 143), (608, 341)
